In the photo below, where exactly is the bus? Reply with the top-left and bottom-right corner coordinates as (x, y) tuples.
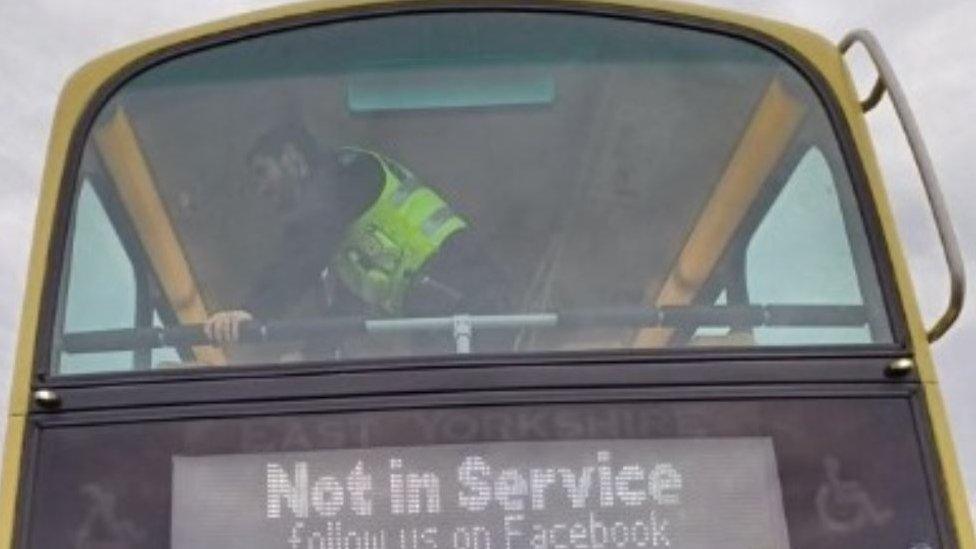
(1, 1), (971, 547)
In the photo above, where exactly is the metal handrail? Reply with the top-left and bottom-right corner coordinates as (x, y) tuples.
(840, 30), (966, 343)
(59, 305), (870, 355)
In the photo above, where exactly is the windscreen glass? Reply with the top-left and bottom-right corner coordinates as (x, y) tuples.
(54, 11), (893, 373)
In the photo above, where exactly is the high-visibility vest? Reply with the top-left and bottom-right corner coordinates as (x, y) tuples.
(332, 147), (467, 314)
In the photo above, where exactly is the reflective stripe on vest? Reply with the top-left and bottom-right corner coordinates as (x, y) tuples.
(333, 147), (467, 314)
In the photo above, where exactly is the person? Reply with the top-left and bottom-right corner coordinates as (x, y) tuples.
(204, 123), (508, 355)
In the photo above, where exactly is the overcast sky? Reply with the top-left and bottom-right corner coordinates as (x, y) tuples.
(1, 0), (974, 521)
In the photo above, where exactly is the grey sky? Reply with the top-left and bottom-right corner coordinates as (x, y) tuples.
(0, 0), (973, 522)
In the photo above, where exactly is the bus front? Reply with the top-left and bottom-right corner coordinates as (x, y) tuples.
(2, 2), (972, 548)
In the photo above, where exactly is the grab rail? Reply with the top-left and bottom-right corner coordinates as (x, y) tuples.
(840, 30), (965, 343)
(59, 305), (870, 355)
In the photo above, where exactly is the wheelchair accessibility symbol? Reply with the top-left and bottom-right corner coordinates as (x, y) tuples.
(74, 484), (144, 549)
(816, 456), (894, 534)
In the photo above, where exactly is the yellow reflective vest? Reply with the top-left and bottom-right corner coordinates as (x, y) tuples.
(332, 148), (467, 314)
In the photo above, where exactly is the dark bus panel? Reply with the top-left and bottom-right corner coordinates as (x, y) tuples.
(24, 389), (949, 548)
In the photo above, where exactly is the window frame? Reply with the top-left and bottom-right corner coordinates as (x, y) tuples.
(56, 173), (144, 372)
(55, 163), (191, 373)
(677, 132), (893, 347)
(737, 144), (892, 344)
(34, 2), (910, 385)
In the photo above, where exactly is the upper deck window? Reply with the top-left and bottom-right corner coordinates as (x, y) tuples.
(52, 10), (892, 373)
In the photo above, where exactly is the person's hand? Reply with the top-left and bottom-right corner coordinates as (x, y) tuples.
(204, 310), (253, 344)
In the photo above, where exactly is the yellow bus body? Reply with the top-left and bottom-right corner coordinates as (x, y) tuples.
(1, 0), (971, 546)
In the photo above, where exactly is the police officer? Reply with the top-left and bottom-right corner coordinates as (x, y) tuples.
(205, 124), (507, 353)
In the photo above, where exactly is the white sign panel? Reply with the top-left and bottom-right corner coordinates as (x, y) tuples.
(172, 438), (790, 549)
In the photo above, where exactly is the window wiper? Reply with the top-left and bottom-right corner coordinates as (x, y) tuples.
(59, 304), (868, 354)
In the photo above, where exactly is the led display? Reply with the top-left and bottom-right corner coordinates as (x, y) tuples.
(172, 438), (789, 548)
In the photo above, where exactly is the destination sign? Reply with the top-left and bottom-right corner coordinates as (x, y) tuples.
(172, 438), (790, 548)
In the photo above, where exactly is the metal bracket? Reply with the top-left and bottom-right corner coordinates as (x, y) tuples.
(840, 30), (966, 343)
(886, 357), (915, 377)
(452, 315), (473, 354)
(33, 389), (62, 410)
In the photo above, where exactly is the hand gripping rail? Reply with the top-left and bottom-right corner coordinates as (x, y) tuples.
(840, 30), (965, 343)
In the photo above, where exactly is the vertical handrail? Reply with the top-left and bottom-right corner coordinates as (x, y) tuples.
(840, 30), (966, 343)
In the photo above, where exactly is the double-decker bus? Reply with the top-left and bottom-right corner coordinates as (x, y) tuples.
(1, 1), (972, 547)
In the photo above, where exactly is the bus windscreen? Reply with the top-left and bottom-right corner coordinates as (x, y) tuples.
(53, 11), (894, 374)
